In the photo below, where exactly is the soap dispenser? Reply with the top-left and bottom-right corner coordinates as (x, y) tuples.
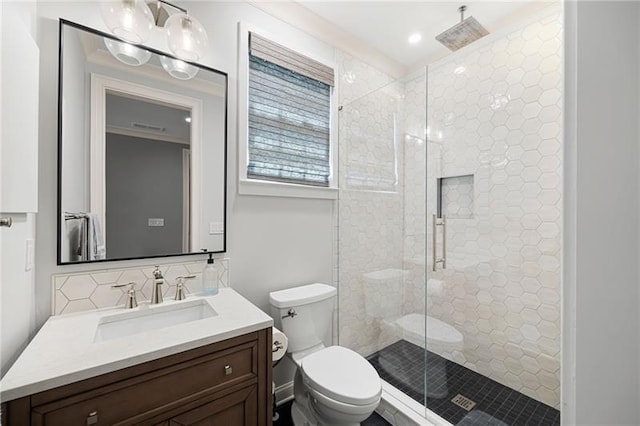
(201, 250), (218, 295)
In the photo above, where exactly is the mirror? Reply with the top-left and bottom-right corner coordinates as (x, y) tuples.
(57, 20), (227, 264)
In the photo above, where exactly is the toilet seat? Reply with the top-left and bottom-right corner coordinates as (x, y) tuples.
(301, 346), (381, 406)
(393, 313), (463, 346)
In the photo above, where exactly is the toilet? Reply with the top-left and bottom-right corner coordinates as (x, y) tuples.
(270, 283), (382, 426)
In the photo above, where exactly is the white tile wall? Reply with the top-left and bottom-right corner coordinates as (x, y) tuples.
(336, 50), (406, 356)
(52, 257), (229, 315)
(417, 8), (563, 408)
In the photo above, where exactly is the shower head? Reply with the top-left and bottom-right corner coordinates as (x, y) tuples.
(435, 5), (489, 52)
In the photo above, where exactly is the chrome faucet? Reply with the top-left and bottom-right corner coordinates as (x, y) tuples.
(151, 266), (165, 304)
(111, 282), (138, 309)
(174, 275), (196, 301)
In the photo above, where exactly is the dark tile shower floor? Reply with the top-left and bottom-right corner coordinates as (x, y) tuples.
(367, 340), (561, 426)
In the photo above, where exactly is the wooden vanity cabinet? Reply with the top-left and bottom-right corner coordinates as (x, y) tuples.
(1, 329), (272, 426)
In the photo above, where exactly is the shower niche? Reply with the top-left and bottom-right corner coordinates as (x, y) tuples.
(437, 174), (474, 219)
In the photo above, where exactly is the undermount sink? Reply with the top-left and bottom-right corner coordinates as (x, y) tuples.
(94, 299), (218, 343)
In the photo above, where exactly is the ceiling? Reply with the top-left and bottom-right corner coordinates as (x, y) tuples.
(106, 93), (191, 143)
(297, 1), (548, 66)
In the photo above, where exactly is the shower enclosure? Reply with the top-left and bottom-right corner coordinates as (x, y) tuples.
(337, 4), (562, 425)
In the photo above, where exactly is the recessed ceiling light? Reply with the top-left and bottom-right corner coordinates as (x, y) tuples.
(185, 116), (192, 123)
(408, 33), (422, 44)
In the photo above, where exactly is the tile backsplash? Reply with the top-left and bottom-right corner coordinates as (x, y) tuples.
(52, 257), (229, 315)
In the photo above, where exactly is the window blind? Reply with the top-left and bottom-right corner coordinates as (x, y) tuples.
(249, 32), (334, 86)
(247, 34), (332, 187)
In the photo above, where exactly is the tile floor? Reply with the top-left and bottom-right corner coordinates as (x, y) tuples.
(367, 340), (561, 425)
(273, 400), (390, 426)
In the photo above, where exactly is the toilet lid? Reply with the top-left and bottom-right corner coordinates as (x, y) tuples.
(301, 346), (381, 406)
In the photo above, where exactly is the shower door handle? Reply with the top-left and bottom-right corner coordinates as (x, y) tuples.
(442, 214), (447, 269)
(432, 215), (436, 271)
(432, 214), (446, 271)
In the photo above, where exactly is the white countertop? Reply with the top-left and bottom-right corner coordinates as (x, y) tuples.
(0, 288), (273, 402)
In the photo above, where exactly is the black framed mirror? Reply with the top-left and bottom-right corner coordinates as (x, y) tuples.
(57, 20), (227, 265)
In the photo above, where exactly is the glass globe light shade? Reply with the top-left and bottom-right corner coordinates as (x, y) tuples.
(100, 0), (154, 44)
(104, 38), (151, 66)
(160, 56), (199, 80)
(165, 13), (208, 61)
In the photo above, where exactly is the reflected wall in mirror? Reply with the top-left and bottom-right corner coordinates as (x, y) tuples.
(58, 20), (227, 264)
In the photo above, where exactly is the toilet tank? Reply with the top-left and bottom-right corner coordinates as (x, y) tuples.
(363, 269), (406, 319)
(269, 283), (336, 353)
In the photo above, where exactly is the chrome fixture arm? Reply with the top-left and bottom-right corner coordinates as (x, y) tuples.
(155, 0), (187, 14)
(148, 0), (188, 27)
(111, 282), (138, 309)
(273, 341), (285, 352)
(281, 309), (297, 319)
(432, 214), (447, 271)
(174, 275), (196, 301)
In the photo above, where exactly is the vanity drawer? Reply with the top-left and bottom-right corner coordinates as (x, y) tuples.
(32, 341), (258, 426)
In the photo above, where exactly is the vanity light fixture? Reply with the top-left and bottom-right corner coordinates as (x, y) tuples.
(160, 55), (199, 80)
(104, 38), (151, 66)
(100, 0), (154, 44)
(164, 10), (208, 62)
(101, 0), (208, 61)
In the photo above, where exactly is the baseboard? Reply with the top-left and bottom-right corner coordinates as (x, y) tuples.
(275, 381), (295, 406)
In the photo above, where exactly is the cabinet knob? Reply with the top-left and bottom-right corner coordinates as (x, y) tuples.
(224, 364), (233, 376)
(0, 217), (12, 228)
(86, 411), (98, 425)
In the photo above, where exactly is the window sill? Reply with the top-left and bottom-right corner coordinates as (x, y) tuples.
(238, 179), (338, 200)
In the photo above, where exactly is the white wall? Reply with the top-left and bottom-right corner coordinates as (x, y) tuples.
(0, 214), (36, 377)
(565, 1), (640, 424)
(0, 2), (39, 376)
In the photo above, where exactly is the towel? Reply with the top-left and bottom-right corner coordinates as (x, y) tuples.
(87, 214), (106, 260)
(67, 220), (85, 261)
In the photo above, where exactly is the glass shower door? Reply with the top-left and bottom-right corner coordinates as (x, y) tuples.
(336, 56), (429, 419)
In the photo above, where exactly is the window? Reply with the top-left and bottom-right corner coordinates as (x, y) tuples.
(246, 32), (334, 189)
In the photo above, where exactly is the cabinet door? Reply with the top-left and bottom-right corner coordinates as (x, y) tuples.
(169, 386), (257, 426)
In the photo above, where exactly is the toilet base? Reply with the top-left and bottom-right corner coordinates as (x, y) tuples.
(291, 401), (315, 426)
(291, 369), (365, 426)
(291, 401), (360, 426)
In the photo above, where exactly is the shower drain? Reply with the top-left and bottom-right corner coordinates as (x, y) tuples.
(451, 393), (477, 411)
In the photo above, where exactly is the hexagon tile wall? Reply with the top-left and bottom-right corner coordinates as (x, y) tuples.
(52, 257), (229, 315)
(421, 8), (563, 408)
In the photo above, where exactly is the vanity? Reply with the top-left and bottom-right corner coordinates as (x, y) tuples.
(0, 289), (273, 425)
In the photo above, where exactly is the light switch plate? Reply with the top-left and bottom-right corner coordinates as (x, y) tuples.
(148, 218), (164, 227)
(25, 238), (34, 271)
(209, 222), (224, 234)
